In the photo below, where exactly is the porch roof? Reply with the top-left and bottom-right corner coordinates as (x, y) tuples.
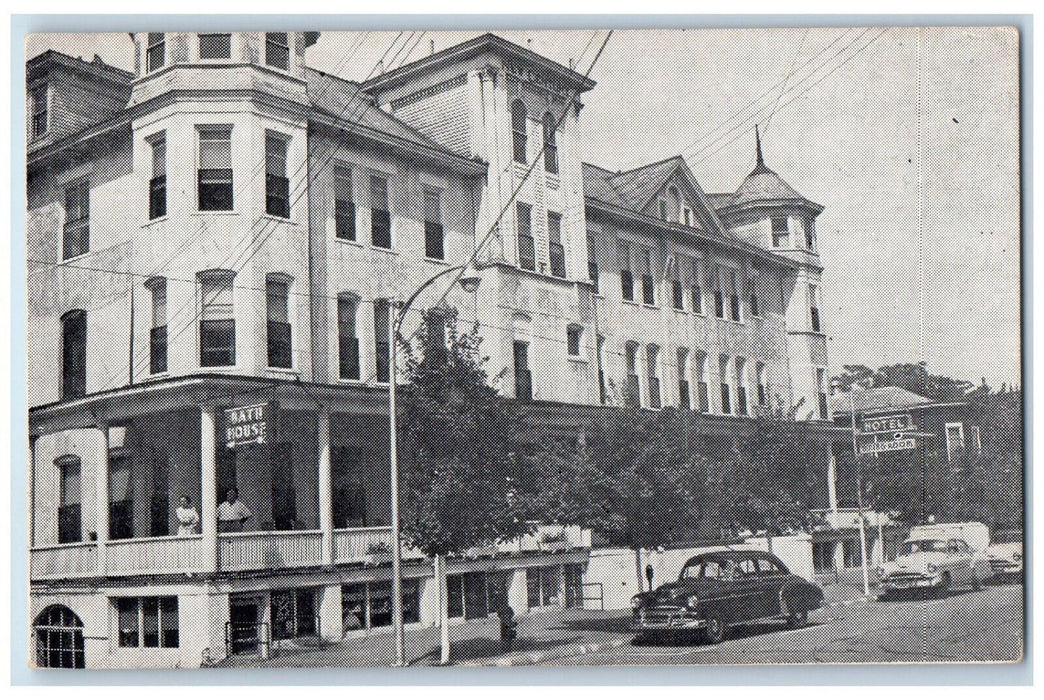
(29, 374), (392, 436)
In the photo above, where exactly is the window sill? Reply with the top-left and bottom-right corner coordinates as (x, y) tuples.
(193, 210), (239, 217)
(260, 213), (294, 225)
(143, 215), (169, 227)
(145, 371), (170, 381)
(336, 377), (364, 385)
(567, 355), (587, 364)
(58, 251), (92, 265)
(642, 303), (659, 310)
(371, 245), (397, 255)
(266, 367), (299, 376)
(621, 299), (640, 307)
(424, 257), (450, 266)
(334, 236), (364, 248)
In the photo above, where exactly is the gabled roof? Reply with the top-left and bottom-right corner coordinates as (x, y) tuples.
(361, 32), (596, 97)
(27, 49), (134, 85)
(305, 68), (485, 172)
(830, 386), (936, 415)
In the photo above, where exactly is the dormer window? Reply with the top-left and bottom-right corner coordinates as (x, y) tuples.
(805, 217), (817, 251)
(266, 32), (290, 71)
(511, 100), (528, 164)
(771, 216), (789, 247)
(146, 33), (165, 73)
(199, 33), (232, 60)
(30, 84), (48, 139)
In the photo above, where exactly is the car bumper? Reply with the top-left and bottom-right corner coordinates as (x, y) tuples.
(881, 575), (941, 591)
(633, 610), (706, 631)
(989, 560), (1023, 574)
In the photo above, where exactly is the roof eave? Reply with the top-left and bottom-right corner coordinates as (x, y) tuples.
(719, 197), (825, 216)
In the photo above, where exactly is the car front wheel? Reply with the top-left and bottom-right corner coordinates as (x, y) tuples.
(935, 572), (951, 597)
(704, 613), (726, 645)
(786, 609), (808, 629)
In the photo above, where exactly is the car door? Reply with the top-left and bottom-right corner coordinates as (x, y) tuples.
(947, 539), (971, 585)
(754, 554), (788, 618)
(724, 555), (764, 623)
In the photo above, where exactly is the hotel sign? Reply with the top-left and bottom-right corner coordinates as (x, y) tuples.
(224, 402), (275, 448)
(859, 413), (913, 435)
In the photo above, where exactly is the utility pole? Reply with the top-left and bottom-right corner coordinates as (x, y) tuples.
(850, 388), (871, 597)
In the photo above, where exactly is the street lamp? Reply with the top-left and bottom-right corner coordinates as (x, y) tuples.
(387, 263), (481, 666)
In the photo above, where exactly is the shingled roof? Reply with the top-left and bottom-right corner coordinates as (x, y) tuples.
(830, 386), (937, 415)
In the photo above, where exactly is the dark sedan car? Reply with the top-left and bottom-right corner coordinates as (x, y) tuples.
(631, 549), (824, 644)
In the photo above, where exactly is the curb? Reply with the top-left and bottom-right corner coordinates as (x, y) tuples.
(459, 598), (877, 666)
(458, 636), (634, 667)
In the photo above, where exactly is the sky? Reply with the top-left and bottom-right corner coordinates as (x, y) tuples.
(26, 26), (1022, 388)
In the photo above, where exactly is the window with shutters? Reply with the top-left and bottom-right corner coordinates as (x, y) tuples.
(625, 342), (641, 408)
(756, 362), (767, 407)
(719, 354), (732, 415)
(639, 247), (655, 305)
(266, 32), (290, 70)
(265, 132), (290, 218)
(148, 134), (167, 219)
(690, 257), (704, 314)
(61, 309), (86, 400)
(146, 33), (165, 73)
(30, 84), (48, 139)
(337, 295), (360, 380)
(671, 256), (685, 310)
(197, 126), (233, 211)
(677, 348), (690, 409)
(199, 33), (232, 59)
(736, 357), (748, 416)
(334, 163), (355, 240)
(146, 278), (167, 374)
(517, 202), (535, 271)
(618, 240), (634, 301)
(370, 175), (391, 248)
(542, 112), (558, 174)
(695, 351), (710, 413)
(647, 345), (661, 409)
(548, 211), (565, 278)
(266, 276), (292, 368)
(423, 186), (444, 260)
(511, 100), (527, 163)
(198, 270), (235, 366)
(63, 181), (90, 260)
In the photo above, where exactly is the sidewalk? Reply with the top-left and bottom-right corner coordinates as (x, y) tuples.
(220, 607), (635, 668)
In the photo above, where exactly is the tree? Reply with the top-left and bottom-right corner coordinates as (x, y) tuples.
(397, 309), (533, 664)
(833, 362), (978, 403)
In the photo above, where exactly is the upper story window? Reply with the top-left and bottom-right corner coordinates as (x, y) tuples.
(677, 348), (691, 410)
(809, 283), (822, 332)
(61, 309), (87, 400)
(658, 199), (669, 221)
(618, 240), (634, 302)
(639, 247), (655, 306)
(198, 126), (233, 211)
(56, 456), (82, 543)
(667, 186), (681, 222)
(369, 175), (391, 249)
(735, 357), (748, 415)
(334, 163), (356, 241)
(566, 324), (582, 357)
(670, 255), (685, 310)
(30, 84), (48, 139)
(199, 33), (232, 60)
(511, 100), (527, 163)
(548, 211), (565, 278)
(423, 186), (444, 260)
(716, 266), (740, 322)
(624, 342), (641, 408)
(266, 275), (292, 369)
(265, 132), (290, 218)
(587, 234), (599, 293)
(337, 294), (360, 380)
(63, 181), (90, 260)
(718, 354), (732, 415)
(805, 217), (817, 251)
(199, 270), (235, 367)
(694, 351), (710, 413)
(148, 133), (167, 219)
(771, 216), (789, 247)
(146, 277), (167, 374)
(756, 362), (767, 406)
(266, 32), (290, 71)
(146, 33), (165, 73)
(683, 207), (692, 227)
(513, 340), (532, 401)
(542, 112), (558, 174)
(517, 202), (535, 271)
(689, 257), (704, 314)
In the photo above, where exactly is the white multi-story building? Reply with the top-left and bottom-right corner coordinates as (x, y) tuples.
(26, 32), (834, 668)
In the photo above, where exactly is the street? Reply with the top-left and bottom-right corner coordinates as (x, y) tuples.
(549, 583), (1023, 665)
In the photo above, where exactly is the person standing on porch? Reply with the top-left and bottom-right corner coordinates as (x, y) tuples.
(176, 495), (200, 535)
(217, 487), (252, 533)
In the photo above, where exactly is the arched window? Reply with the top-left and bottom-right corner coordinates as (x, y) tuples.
(61, 309), (86, 400)
(34, 605), (85, 668)
(542, 112), (558, 174)
(511, 100), (528, 164)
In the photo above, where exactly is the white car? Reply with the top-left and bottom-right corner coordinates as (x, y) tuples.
(985, 529), (1023, 582)
(877, 537), (991, 598)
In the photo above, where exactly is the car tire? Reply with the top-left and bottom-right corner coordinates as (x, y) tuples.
(972, 572), (982, 591)
(935, 572), (951, 598)
(786, 609), (808, 629)
(704, 613), (726, 645)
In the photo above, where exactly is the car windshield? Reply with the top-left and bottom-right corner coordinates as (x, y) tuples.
(992, 530), (1022, 544)
(903, 539), (947, 554)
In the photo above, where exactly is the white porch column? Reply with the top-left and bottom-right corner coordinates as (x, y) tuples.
(317, 408), (333, 566)
(201, 405), (218, 573)
(95, 423), (110, 575)
(826, 443), (839, 512)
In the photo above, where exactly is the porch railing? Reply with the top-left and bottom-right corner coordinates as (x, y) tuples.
(218, 530), (323, 572)
(30, 541), (98, 579)
(107, 535), (204, 575)
(333, 526), (393, 564)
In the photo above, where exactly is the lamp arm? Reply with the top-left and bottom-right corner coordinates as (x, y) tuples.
(394, 264), (467, 333)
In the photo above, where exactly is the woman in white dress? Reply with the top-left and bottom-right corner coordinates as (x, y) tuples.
(176, 495), (200, 536)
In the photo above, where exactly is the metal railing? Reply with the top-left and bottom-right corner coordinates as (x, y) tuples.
(581, 582), (605, 610)
(225, 621), (271, 658)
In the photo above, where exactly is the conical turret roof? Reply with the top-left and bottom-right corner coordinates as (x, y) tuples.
(727, 127), (819, 210)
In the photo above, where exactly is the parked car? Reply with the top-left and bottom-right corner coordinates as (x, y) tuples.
(877, 536), (990, 598)
(631, 550), (824, 644)
(984, 529), (1023, 582)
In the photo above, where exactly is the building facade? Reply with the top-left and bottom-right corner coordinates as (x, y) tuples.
(26, 32), (836, 668)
